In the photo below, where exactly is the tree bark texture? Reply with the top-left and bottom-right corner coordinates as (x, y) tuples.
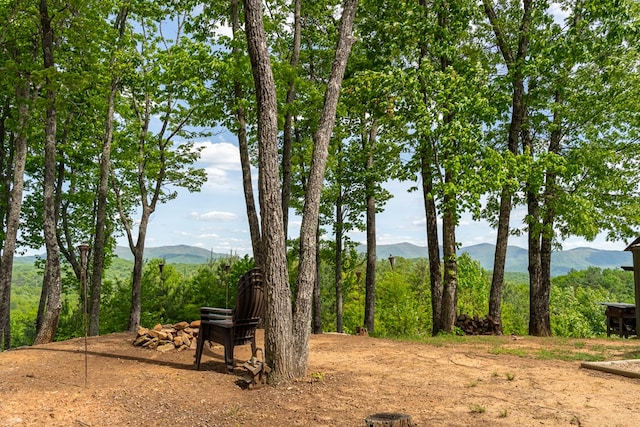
(128, 240), (145, 332)
(335, 186), (344, 333)
(484, 0), (532, 334)
(533, 90), (563, 337)
(292, 0), (358, 376)
(232, 0), (263, 269)
(90, 7), (128, 336)
(522, 124), (546, 336)
(0, 83), (30, 349)
(34, 0), (63, 345)
(280, 0), (301, 238)
(420, 145), (443, 335)
(313, 229), (322, 334)
(244, 0), (294, 383)
(364, 119), (378, 334)
(417, 2), (443, 335)
(441, 202), (458, 333)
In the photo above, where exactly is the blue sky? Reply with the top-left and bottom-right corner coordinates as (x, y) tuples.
(123, 132), (632, 257)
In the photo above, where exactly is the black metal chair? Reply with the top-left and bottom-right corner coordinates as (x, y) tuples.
(194, 268), (264, 371)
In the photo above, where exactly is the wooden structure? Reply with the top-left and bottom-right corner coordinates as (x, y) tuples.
(365, 413), (414, 427)
(194, 268), (264, 371)
(602, 302), (636, 337)
(624, 237), (640, 336)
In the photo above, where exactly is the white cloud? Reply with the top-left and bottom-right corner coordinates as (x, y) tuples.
(196, 141), (241, 170)
(193, 211), (237, 221)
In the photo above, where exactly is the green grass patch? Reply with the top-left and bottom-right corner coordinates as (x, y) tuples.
(535, 348), (605, 362)
(468, 404), (486, 414)
(488, 346), (528, 357)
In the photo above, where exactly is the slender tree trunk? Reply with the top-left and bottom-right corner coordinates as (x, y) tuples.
(127, 217), (149, 332)
(281, 0), (301, 237)
(418, 0), (443, 335)
(0, 84), (29, 350)
(364, 119), (378, 334)
(244, 0), (294, 383)
(527, 196), (545, 335)
(34, 0), (62, 344)
(420, 144), (443, 335)
(441, 188), (458, 332)
(335, 186), (344, 333)
(533, 90), (562, 337)
(232, 0), (263, 268)
(291, 0), (358, 376)
(484, 0), (532, 334)
(313, 229), (322, 334)
(522, 125), (546, 336)
(433, 0), (459, 334)
(364, 190), (376, 333)
(89, 7), (128, 336)
(0, 99), (9, 348)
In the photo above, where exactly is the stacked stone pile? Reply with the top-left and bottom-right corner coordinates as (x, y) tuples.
(132, 320), (201, 353)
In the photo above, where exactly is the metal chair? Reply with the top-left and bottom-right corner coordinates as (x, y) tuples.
(194, 268), (264, 371)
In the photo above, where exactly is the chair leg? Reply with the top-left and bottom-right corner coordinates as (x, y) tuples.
(251, 336), (257, 358)
(224, 332), (234, 372)
(195, 327), (205, 370)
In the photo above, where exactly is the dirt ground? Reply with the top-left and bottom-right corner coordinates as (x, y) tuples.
(2, 330), (640, 427)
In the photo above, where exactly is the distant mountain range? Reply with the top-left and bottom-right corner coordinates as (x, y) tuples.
(16, 242), (632, 277)
(113, 245), (226, 264)
(357, 242), (632, 277)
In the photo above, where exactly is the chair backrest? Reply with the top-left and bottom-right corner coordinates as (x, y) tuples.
(233, 268), (264, 343)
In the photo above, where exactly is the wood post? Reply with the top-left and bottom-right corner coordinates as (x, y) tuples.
(365, 412), (414, 427)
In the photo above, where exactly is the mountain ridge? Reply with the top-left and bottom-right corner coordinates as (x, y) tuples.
(16, 242), (631, 276)
(357, 242), (630, 276)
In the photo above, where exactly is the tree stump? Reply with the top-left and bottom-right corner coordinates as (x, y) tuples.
(364, 412), (414, 427)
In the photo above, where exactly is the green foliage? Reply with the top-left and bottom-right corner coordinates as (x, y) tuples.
(550, 268), (633, 338)
(457, 254), (491, 317)
(500, 281), (530, 336)
(374, 262), (430, 338)
(9, 286), (39, 347)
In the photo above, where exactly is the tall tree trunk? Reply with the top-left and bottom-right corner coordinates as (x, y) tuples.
(281, 0), (301, 237)
(89, 7), (128, 336)
(127, 214), (149, 332)
(484, 0), (532, 333)
(232, 0), (263, 268)
(0, 84), (29, 350)
(441, 188), (458, 333)
(420, 143), (443, 335)
(533, 90), (563, 337)
(522, 125), (545, 336)
(244, 0), (294, 383)
(418, 0), (443, 335)
(335, 184), (344, 333)
(436, 2), (458, 334)
(244, 0), (357, 381)
(312, 228), (322, 334)
(291, 0), (358, 376)
(527, 194), (545, 335)
(34, 0), (62, 344)
(364, 119), (378, 334)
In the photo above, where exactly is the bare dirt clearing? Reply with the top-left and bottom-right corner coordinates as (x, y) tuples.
(2, 330), (640, 426)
